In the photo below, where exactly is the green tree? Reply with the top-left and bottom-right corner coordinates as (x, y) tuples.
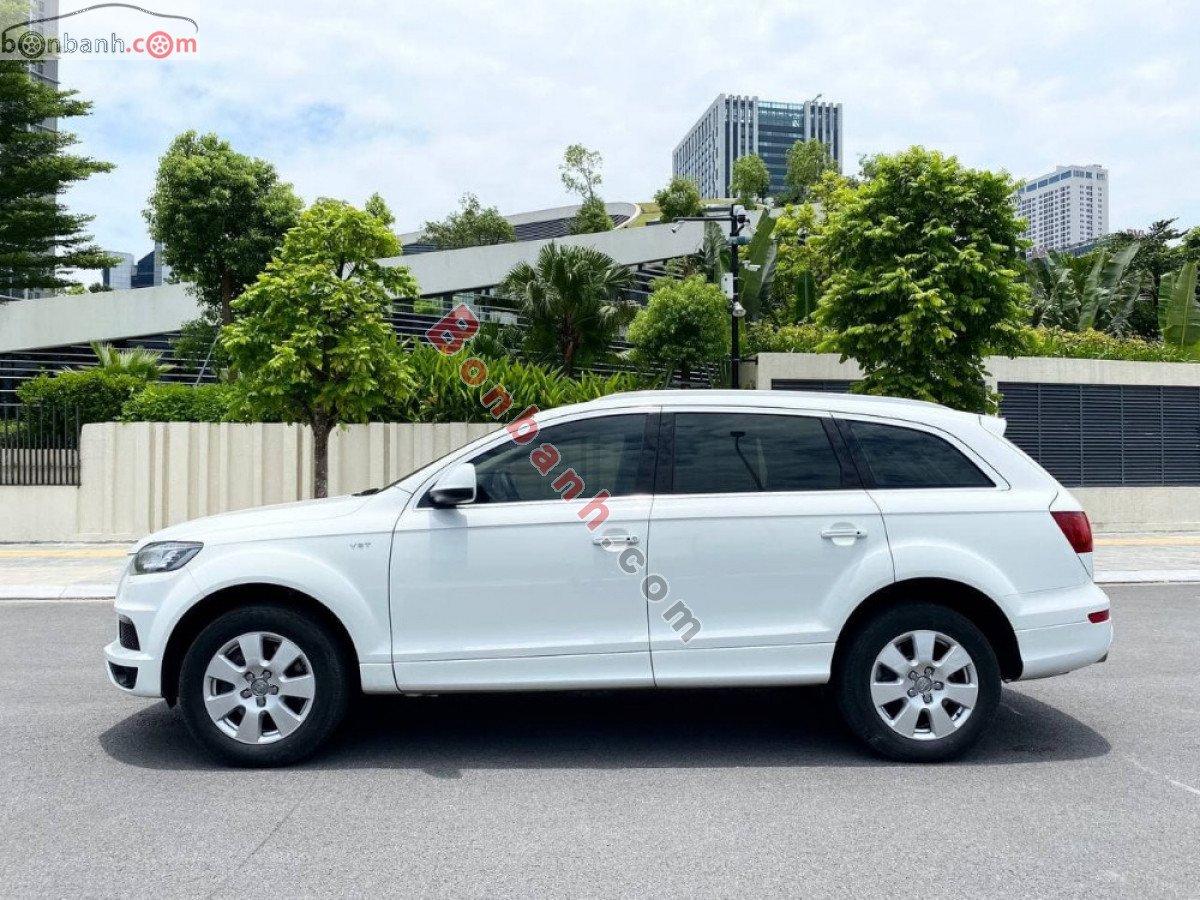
(1027, 243), (1143, 334)
(812, 147), (1028, 413)
(627, 276), (728, 387)
(421, 192), (515, 250)
(1103, 220), (1196, 339)
(570, 194), (614, 234)
(730, 154), (770, 205)
(221, 199), (419, 498)
(771, 173), (848, 321)
(560, 143), (604, 201)
(654, 176), (702, 223)
(144, 131), (303, 325)
(364, 191), (396, 228)
(780, 140), (836, 204)
(0, 53), (115, 295)
(498, 242), (635, 377)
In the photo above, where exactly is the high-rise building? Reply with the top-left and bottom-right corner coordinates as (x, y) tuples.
(2, 1), (60, 301)
(100, 244), (172, 291)
(101, 252), (135, 291)
(26, 0), (59, 132)
(132, 242), (171, 288)
(672, 94), (842, 199)
(1015, 164), (1109, 256)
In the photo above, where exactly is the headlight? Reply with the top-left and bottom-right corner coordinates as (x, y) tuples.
(133, 541), (203, 574)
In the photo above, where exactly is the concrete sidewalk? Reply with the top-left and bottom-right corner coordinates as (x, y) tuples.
(1, 533), (1200, 600)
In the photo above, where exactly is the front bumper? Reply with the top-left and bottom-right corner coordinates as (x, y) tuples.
(103, 565), (200, 699)
(104, 638), (163, 697)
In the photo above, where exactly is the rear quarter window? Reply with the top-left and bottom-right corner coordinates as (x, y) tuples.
(847, 420), (995, 489)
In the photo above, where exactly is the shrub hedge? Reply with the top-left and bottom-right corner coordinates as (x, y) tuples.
(16, 345), (650, 427)
(120, 383), (240, 422)
(746, 322), (1198, 363)
(386, 343), (648, 423)
(1016, 327), (1198, 362)
(17, 369), (148, 425)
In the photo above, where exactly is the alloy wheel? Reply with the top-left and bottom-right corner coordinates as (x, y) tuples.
(869, 629), (979, 741)
(202, 631), (317, 745)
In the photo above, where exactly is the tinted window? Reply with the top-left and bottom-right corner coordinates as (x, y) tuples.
(467, 414), (646, 504)
(849, 421), (993, 489)
(670, 413), (843, 494)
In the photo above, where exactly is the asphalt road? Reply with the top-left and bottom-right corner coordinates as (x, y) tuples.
(0, 585), (1197, 899)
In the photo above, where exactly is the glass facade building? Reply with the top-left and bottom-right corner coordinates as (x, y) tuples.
(672, 94), (843, 198)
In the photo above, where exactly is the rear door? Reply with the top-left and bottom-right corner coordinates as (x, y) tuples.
(836, 415), (1088, 595)
(645, 408), (893, 686)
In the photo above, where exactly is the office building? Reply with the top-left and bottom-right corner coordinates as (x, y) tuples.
(100, 244), (171, 291)
(672, 94), (843, 198)
(133, 242), (171, 288)
(1, 1), (59, 301)
(101, 252), (135, 291)
(1016, 164), (1109, 256)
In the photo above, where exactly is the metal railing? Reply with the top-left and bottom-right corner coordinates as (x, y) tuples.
(0, 405), (81, 486)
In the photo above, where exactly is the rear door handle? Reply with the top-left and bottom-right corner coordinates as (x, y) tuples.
(821, 526), (866, 540)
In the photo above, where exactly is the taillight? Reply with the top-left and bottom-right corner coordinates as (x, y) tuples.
(1051, 510), (1093, 554)
(1088, 610), (1110, 624)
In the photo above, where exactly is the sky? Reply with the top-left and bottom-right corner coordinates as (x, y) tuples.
(47, 0), (1200, 271)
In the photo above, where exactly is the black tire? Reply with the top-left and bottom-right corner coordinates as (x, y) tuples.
(835, 603), (1000, 762)
(178, 604), (352, 767)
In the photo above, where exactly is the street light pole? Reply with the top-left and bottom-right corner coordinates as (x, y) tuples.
(670, 204), (752, 389)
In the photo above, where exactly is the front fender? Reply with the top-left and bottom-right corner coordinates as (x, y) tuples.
(183, 540), (392, 667)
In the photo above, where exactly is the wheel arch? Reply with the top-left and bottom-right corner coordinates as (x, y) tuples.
(832, 578), (1023, 682)
(160, 583), (360, 706)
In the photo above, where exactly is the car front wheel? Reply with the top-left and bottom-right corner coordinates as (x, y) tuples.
(178, 604), (351, 767)
(836, 603), (1000, 762)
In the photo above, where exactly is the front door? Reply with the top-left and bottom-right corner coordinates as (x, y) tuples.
(390, 411), (657, 690)
(645, 409), (893, 686)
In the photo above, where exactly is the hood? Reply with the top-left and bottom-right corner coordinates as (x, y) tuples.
(134, 493), (382, 550)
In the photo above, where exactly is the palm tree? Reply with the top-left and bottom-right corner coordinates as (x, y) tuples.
(1028, 243), (1142, 334)
(88, 341), (173, 379)
(497, 243), (635, 377)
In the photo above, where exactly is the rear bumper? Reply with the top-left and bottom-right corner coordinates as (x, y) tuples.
(1016, 619), (1112, 680)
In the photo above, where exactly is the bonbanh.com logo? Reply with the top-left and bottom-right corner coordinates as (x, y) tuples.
(1, 2), (198, 60)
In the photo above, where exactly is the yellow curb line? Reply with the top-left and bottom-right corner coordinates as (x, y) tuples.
(1095, 537), (1200, 547)
(0, 548), (129, 559)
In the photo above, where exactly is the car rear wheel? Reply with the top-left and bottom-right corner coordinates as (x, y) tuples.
(836, 603), (1000, 762)
(178, 605), (351, 767)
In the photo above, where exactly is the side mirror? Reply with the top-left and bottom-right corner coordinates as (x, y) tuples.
(428, 463), (477, 508)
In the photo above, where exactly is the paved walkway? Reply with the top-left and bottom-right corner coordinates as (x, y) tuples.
(1, 533), (1199, 599)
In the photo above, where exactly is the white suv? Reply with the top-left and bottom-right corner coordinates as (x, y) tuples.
(104, 390), (1112, 766)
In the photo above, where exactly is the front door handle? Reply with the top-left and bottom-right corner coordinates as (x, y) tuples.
(593, 534), (640, 547)
(821, 526), (866, 540)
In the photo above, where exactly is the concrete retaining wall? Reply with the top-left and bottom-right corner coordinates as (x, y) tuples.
(1, 405), (1198, 539)
(0, 422), (500, 543)
(0, 486), (80, 541)
(748, 352), (1200, 390)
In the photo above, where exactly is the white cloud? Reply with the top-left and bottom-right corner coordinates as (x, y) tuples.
(57, 0), (1200, 269)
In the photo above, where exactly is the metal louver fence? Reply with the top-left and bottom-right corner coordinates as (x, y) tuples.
(0, 405), (82, 486)
(999, 383), (1200, 487)
(771, 377), (1200, 489)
